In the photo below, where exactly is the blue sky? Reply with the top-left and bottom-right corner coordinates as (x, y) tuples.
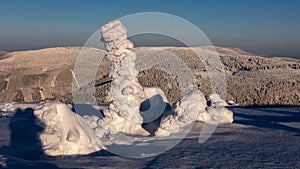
(0, 0), (300, 58)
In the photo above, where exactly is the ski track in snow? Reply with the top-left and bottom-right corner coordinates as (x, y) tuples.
(0, 105), (299, 168)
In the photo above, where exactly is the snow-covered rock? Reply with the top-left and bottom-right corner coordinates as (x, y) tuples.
(197, 93), (233, 123)
(155, 90), (206, 136)
(101, 20), (159, 136)
(227, 100), (239, 106)
(207, 93), (228, 107)
(34, 101), (104, 156)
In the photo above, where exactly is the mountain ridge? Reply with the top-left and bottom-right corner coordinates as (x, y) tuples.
(0, 46), (299, 106)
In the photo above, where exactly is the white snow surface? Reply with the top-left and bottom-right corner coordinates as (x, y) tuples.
(0, 105), (299, 168)
(101, 20), (152, 136)
(155, 90), (206, 136)
(0, 93), (233, 157)
(34, 101), (104, 156)
(196, 93), (234, 123)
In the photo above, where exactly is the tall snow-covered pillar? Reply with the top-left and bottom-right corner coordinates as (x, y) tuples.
(100, 20), (149, 136)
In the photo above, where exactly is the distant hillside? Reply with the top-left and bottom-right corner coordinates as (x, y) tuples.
(0, 51), (11, 61)
(201, 46), (255, 56)
(0, 50), (8, 57)
(0, 51), (7, 55)
(0, 46), (299, 106)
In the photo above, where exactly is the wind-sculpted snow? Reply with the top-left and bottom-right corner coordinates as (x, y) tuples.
(155, 91), (233, 137)
(197, 93), (234, 123)
(100, 20), (152, 136)
(155, 90), (206, 136)
(34, 102), (103, 156)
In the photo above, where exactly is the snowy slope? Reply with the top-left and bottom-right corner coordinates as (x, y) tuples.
(0, 105), (299, 168)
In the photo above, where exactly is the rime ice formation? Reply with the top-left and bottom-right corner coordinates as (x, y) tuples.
(100, 20), (150, 136)
(34, 101), (103, 156)
(100, 20), (233, 137)
(207, 93), (228, 107)
(0, 21), (234, 156)
(155, 90), (207, 136)
(156, 92), (234, 136)
(196, 93), (234, 123)
(227, 100), (239, 106)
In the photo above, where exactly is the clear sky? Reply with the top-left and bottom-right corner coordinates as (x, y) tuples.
(1, 0), (300, 58)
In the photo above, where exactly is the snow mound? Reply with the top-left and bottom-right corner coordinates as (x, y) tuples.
(34, 101), (104, 156)
(155, 90), (206, 136)
(197, 93), (233, 123)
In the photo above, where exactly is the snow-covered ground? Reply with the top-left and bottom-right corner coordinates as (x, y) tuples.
(0, 104), (299, 168)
